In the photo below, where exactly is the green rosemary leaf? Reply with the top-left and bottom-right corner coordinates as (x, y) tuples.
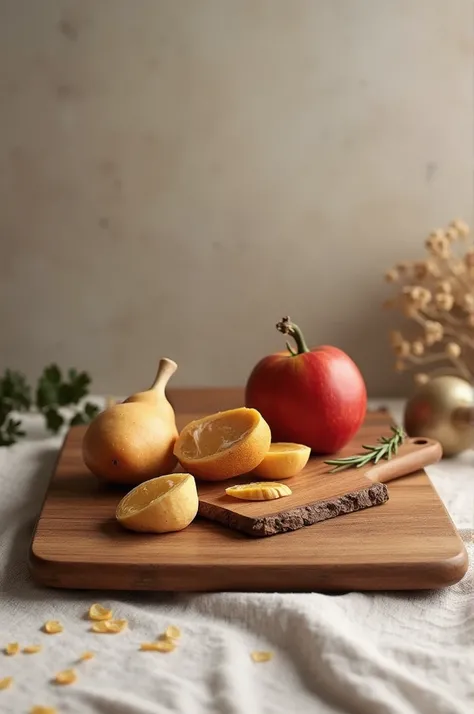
(324, 424), (405, 473)
(373, 447), (387, 464)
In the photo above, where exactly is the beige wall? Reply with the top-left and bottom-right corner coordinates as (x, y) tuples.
(0, 0), (472, 397)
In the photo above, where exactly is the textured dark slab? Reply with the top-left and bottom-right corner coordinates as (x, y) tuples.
(198, 482), (389, 536)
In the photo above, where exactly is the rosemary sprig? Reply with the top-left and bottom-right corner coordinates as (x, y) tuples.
(324, 425), (406, 473)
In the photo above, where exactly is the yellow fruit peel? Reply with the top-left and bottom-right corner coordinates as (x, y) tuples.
(54, 669), (77, 685)
(251, 650), (273, 663)
(23, 645), (42, 654)
(174, 407), (271, 481)
(140, 640), (176, 653)
(253, 442), (311, 480)
(88, 603), (113, 621)
(91, 619), (127, 634)
(4, 642), (19, 656)
(226, 482), (292, 501)
(43, 621), (63, 634)
(0, 676), (13, 690)
(116, 473), (198, 534)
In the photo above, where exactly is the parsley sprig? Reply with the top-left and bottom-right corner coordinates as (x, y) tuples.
(324, 425), (406, 473)
(0, 365), (99, 446)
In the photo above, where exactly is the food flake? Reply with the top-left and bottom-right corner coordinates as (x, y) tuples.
(4, 642), (19, 656)
(91, 619), (127, 634)
(140, 640), (175, 653)
(43, 621), (63, 635)
(54, 668), (77, 685)
(164, 625), (181, 640)
(30, 707), (58, 714)
(88, 603), (113, 621)
(79, 651), (95, 661)
(23, 645), (42, 654)
(0, 676), (13, 690)
(250, 650), (273, 663)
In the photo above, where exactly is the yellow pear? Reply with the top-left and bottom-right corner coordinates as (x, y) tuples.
(82, 358), (179, 485)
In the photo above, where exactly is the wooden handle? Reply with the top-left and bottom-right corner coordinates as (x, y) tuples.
(364, 437), (442, 483)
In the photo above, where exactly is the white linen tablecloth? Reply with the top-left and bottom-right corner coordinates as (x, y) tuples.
(0, 401), (473, 714)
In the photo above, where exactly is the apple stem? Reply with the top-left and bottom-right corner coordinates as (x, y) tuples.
(276, 317), (310, 356)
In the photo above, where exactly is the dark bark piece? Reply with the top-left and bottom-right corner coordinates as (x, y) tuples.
(198, 482), (389, 537)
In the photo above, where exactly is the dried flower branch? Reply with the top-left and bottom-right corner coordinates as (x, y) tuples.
(384, 219), (474, 384)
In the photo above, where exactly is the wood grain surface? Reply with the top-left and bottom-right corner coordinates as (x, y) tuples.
(197, 438), (442, 536)
(29, 390), (468, 592)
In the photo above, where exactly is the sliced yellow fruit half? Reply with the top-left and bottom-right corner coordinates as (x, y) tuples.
(253, 442), (311, 480)
(174, 408), (271, 481)
(116, 473), (198, 533)
(225, 482), (292, 501)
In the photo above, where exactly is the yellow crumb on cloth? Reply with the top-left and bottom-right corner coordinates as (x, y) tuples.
(88, 603), (113, 621)
(23, 645), (42, 654)
(0, 676), (13, 690)
(4, 643), (19, 656)
(140, 640), (176, 653)
(54, 668), (77, 685)
(250, 650), (273, 663)
(78, 651), (95, 661)
(90, 619), (127, 634)
(30, 706), (58, 714)
(43, 621), (63, 635)
(164, 625), (181, 640)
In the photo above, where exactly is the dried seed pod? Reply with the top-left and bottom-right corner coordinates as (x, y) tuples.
(446, 343), (461, 358)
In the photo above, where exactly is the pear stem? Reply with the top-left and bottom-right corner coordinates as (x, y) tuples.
(151, 358), (178, 392)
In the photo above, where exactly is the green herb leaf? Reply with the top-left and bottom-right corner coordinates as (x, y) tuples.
(70, 412), (87, 426)
(0, 369), (32, 411)
(44, 408), (65, 434)
(84, 402), (100, 419)
(324, 425), (406, 473)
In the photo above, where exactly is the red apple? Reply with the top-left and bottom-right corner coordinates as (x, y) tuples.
(245, 317), (367, 453)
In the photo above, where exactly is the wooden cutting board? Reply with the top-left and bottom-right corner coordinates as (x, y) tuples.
(29, 390), (468, 592)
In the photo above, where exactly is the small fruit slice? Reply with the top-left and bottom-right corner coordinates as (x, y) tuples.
(88, 603), (112, 621)
(54, 669), (77, 685)
(225, 482), (292, 501)
(30, 707), (57, 714)
(253, 442), (311, 480)
(116, 473), (198, 533)
(23, 645), (42, 654)
(43, 621), (63, 634)
(4, 642), (19, 655)
(174, 408), (271, 481)
(91, 619), (127, 634)
(0, 676), (13, 690)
